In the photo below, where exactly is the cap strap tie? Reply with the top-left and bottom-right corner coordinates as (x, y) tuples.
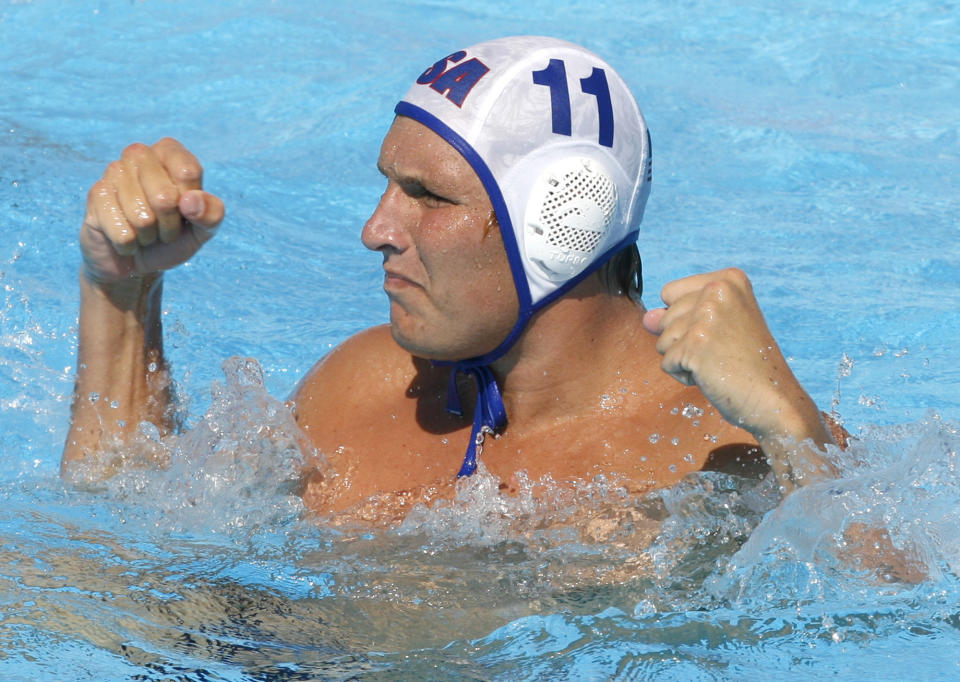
(446, 362), (507, 477)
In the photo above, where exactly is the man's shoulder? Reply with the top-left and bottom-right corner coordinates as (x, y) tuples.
(322, 324), (407, 367)
(291, 324), (454, 431)
(290, 325), (467, 488)
(294, 324), (413, 403)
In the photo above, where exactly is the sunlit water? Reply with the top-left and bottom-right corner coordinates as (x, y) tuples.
(2, 1), (959, 679)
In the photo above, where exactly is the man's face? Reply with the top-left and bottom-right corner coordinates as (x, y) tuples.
(362, 116), (519, 361)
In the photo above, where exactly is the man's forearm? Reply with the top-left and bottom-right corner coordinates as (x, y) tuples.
(62, 271), (172, 471)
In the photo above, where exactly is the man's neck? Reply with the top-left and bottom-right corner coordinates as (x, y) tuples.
(490, 277), (650, 431)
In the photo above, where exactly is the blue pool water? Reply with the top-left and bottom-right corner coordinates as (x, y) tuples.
(2, 0), (959, 679)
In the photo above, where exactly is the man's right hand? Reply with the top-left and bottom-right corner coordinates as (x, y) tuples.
(80, 137), (224, 284)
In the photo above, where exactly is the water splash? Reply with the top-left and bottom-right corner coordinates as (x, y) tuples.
(41, 361), (960, 677)
(65, 356), (306, 535)
(710, 413), (960, 606)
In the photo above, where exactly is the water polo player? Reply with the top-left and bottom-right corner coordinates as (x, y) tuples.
(64, 36), (841, 514)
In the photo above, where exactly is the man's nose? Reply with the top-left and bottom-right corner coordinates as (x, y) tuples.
(361, 184), (411, 253)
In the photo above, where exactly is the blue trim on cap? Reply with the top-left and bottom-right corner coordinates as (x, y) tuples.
(394, 103), (530, 312)
(394, 100), (535, 366)
(394, 100), (640, 367)
(529, 230), (641, 311)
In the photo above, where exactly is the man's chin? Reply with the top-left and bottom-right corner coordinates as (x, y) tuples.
(388, 322), (484, 363)
(389, 323), (445, 361)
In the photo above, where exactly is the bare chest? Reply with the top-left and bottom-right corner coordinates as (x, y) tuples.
(299, 387), (755, 515)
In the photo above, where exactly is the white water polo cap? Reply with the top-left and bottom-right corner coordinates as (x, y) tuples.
(396, 35), (652, 363)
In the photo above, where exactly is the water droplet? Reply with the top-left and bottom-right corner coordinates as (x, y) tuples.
(668, 464), (677, 473)
(600, 393), (617, 409)
(633, 600), (656, 617)
(138, 421), (161, 441)
(838, 353), (854, 377)
(648, 433), (660, 444)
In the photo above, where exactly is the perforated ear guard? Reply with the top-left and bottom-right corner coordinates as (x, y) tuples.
(522, 156), (618, 281)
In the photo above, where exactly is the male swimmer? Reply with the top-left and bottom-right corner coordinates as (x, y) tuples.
(64, 37), (841, 516)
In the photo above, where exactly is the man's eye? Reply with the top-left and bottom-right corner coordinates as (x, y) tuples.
(407, 185), (449, 205)
(421, 191), (449, 206)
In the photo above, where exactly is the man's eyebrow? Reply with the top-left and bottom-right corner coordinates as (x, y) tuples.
(374, 161), (458, 203)
(376, 161), (419, 185)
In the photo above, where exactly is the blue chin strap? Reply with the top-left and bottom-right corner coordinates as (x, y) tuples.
(446, 362), (507, 477)
(440, 231), (636, 479)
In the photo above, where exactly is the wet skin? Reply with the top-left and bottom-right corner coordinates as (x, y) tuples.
(65, 119), (838, 522)
(292, 117), (772, 516)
